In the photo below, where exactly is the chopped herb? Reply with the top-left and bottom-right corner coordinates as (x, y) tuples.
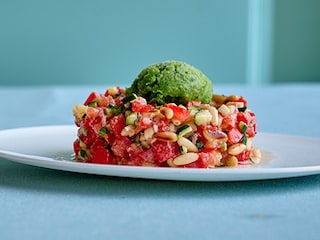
(241, 123), (248, 133)
(238, 107), (247, 112)
(99, 127), (108, 136)
(113, 108), (123, 115)
(122, 93), (137, 104)
(242, 133), (248, 145)
(249, 157), (254, 164)
(117, 91), (124, 98)
(241, 123), (248, 145)
(195, 141), (204, 149)
(80, 149), (88, 158)
(107, 104), (123, 116)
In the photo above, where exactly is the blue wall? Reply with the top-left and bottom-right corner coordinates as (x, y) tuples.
(1, 0), (319, 86)
(0, 0), (248, 86)
(272, 0), (320, 83)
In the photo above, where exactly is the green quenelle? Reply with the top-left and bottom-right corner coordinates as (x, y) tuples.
(126, 61), (213, 105)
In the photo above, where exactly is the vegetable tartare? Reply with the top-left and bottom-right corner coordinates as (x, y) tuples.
(72, 87), (261, 168)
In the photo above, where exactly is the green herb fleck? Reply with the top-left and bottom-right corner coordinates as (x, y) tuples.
(80, 149), (88, 158)
(195, 141), (204, 149)
(122, 93), (137, 104)
(242, 133), (248, 145)
(108, 104), (123, 115)
(99, 127), (108, 136)
(238, 107), (247, 112)
(241, 123), (248, 145)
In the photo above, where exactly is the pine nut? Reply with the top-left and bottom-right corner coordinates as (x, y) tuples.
(218, 104), (231, 116)
(250, 157), (261, 164)
(227, 101), (244, 108)
(177, 137), (198, 152)
(144, 127), (154, 140)
(203, 130), (227, 142)
(160, 107), (174, 119)
(172, 120), (182, 126)
(154, 132), (178, 142)
(173, 152), (199, 166)
(121, 125), (135, 137)
(252, 148), (261, 158)
(107, 86), (119, 96)
(167, 158), (177, 167)
(224, 155), (238, 167)
(226, 95), (239, 102)
(228, 143), (246, 155)
(212, 94), (227, 105)
(73, 104), (88, 120)
(208, 106), (219, 126)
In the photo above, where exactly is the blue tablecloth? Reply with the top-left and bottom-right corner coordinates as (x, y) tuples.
(1, 84), (320, 240)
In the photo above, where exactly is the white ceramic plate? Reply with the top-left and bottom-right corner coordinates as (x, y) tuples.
(0, 125), (320, 181)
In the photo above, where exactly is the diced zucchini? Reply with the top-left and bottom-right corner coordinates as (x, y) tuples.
(87, 101), (98, 107)
(179, 145), (188, 154)
(188, 105), (201, 111)
(221, 142), (227, 151)
(177, 125), (193, 138)
(126, 112), (138, 125)
(105, 107), (113, 117)
(194, 110), (212, 126)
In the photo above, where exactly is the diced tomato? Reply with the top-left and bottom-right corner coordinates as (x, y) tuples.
(78, 126), (96, 146)
(84, 92), (115, 107)
(227, 128), (243, 144)
(97, 95), (113, 107)
(85, 107), (100, 121)
(109, 114), (126, 137)
(131, 98), (154, 113)
(184, 151), (216, 168)
(221, 114), (237, 131)
(237, 112), (252, 125)
(84, 92), (99, 106)
(237, 96), (247, 107)
(165, 104), (190, 122)
(186, 101), (201, 108)
(138, 148), (157, 166)
(237, 112), (257, 137)
(73, 139), (80, 155)
(111, 136), (131, 158)
(237, 150), (251, 162)
(128, 145), (156, 166)
(152, 140), (180, 163)
(90, 139), (115, 164)
(155, 117), (170, 132)
(105, 133), (115, 146)
(135, 115), (153, 133)
(194, 125), (210, 145)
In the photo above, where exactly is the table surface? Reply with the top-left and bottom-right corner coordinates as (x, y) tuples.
(1, 84), (320, 240)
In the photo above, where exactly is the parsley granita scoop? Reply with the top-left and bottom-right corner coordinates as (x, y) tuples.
(126, 61), (213, 105)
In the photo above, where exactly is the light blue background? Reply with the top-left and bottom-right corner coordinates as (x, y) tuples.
(0, 0), (248, 86)
(0, 0), (319, 86)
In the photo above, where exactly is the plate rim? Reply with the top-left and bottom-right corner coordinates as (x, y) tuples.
(1, 125), (320, 181)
